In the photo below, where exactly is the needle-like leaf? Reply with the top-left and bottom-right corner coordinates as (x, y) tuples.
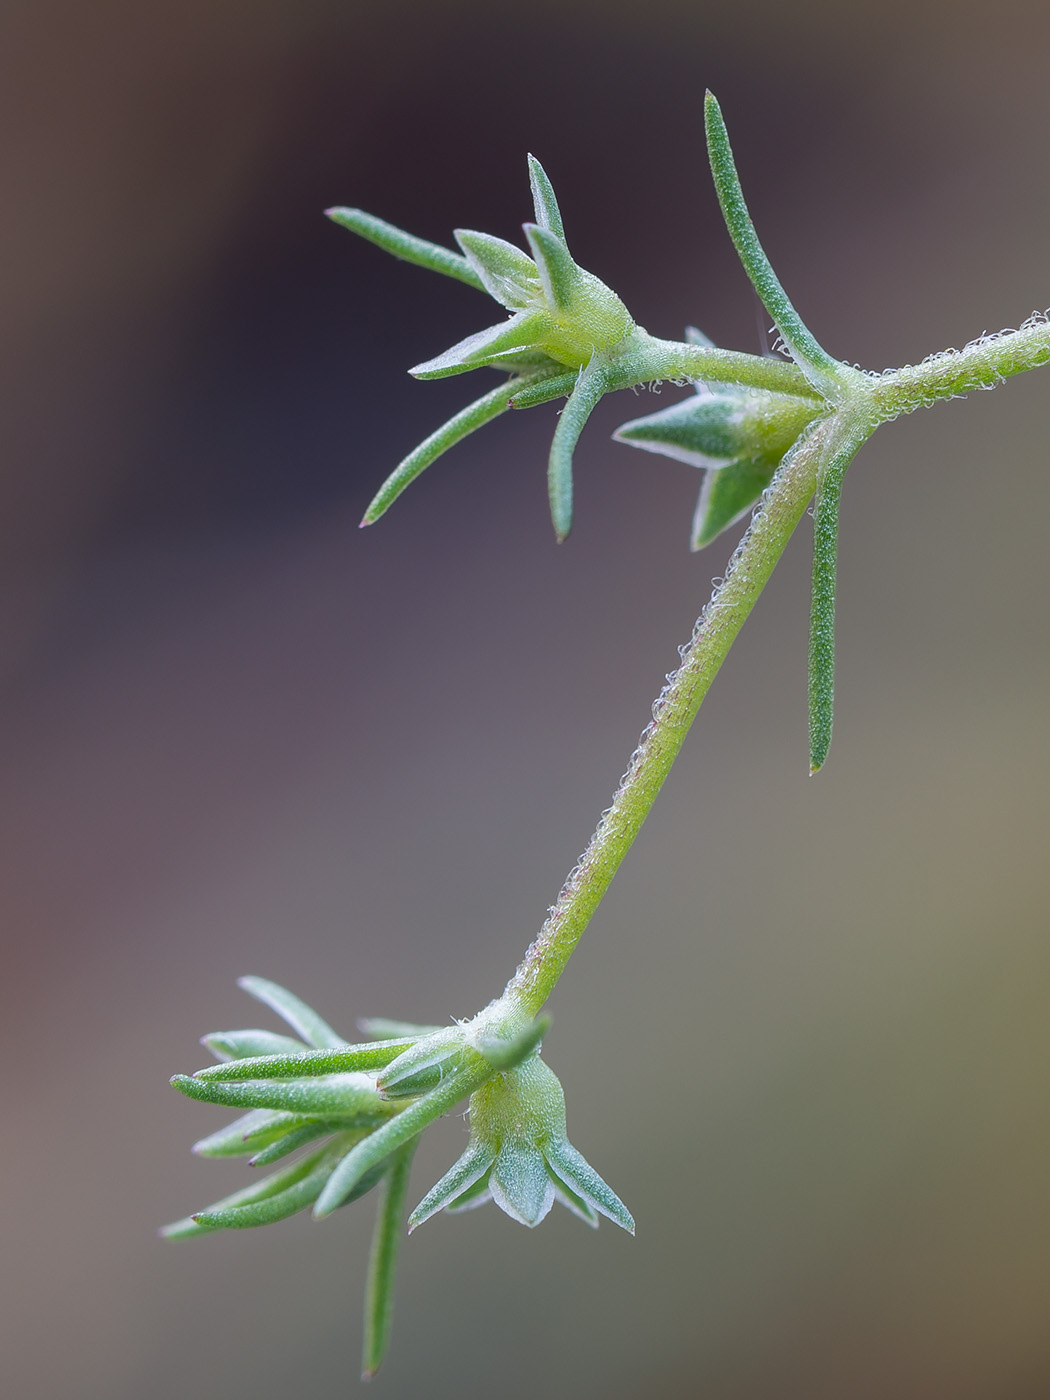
(247, 1121), (347, 1167)
(326, 208), (484, 291)
(548, 358), (609, 541)
(361, 1141), (417, 1380)
(807, 421), (870, 774)
(171, 1071), (395, 1119)
(237, 976), (345, 1049)
(192, 1108), (294, 1159)
(314, 1063), (487, 1217)
(194, 1041), (416, 1083)
(361, 380), (521, 526)
(704, 92), (844, 400)
(201, 1029), (309, 1061)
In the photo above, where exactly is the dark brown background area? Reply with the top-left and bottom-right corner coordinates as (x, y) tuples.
(2, 2), (1049, 1397)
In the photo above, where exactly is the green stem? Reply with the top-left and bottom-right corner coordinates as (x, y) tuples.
(869, 314), (1050, 415)
(507, 412), (859, 1014)
(625, 333), (816, 397)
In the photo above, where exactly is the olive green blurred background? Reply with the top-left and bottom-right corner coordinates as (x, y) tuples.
(2, 2), (1049, 1396)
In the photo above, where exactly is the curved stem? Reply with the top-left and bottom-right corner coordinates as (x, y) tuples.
(506, 412), (859, 1014)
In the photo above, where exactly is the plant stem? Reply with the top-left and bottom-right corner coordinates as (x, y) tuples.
(503, 310), (1050, 1016)
(869, 314), (1050, 415)
(506, 412), (858, 1014)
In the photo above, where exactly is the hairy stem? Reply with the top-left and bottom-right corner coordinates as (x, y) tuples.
(506, 412), (860, 1014)
(869, 314), (1050, 415)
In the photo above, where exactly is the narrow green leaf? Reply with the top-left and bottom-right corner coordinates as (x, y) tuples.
(161, 1147), (333, 1239)
(407, 1139), (496, 1231)
(376, 1028), (462, 1095)
(192, 1108), (294, 1159)
(171, 1071), (395, 1119)
(704, 92), (842, 399)
(453, 229), (539, 309)
(325, 208), (484, 291)
(236, 976), (345, 1049)
(248, 1121), (346, 1167)
(807, 423), (869, 774)
(314, 1063), (487, 1218)
(527, 156), (565, 242)
(361, 380), (518, 525)
(190, 1148), (339, 1230)
(194, 1041), (415, 1083)
(507, 371), (577, 410)
(361, 1141), (417, 1380)
(357, 1018), (444, 1040)
(201, 1029), (307, 1062)
(523, 224), (578, 313)
(548, 358), (609, 541)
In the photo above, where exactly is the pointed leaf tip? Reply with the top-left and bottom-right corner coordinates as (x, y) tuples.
(527, 154), (565, 242)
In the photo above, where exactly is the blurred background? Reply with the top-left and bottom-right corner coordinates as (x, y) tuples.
(2, 1), (1049, 1396)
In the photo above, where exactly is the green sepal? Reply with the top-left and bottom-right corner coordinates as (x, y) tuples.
(201, 1029), (308, 1062)
(614, 394), (747, 468)
(543, 1137), (635, 1234)
(548, 1169), (599, 1227)
(409, 311), (551, 380)
(407, 1137), (496, 1231)
(325, 208), (484, 291)
(193, 1041), (417, 1083)
(489, 1142), (556, 1227)
(237, 976), (345, 1049)
(691, 452), (780, 551)
(443, 1173), (492, 1213)
(527, 155), (565, 241)
(454, 229), (540, 309)
(523, 223), (578, 313)
(170, 1071), (397, 1120)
